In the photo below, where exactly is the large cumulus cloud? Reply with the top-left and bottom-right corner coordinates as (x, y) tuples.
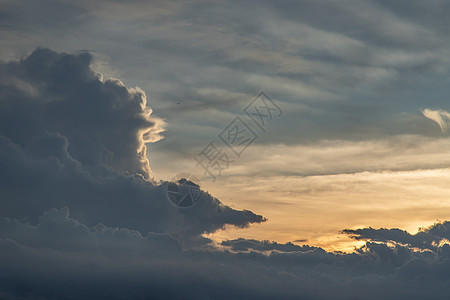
(0, 47), (162, 178)
(0, 48), (265, 238)
(1, 48), (450, 299)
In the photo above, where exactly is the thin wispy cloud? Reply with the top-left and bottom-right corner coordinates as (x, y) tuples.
(421, 108), (450, 132)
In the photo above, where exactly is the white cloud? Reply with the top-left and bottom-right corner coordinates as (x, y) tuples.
(421, 108), (450, 132)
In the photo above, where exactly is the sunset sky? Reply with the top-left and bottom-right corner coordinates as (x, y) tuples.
(2, 0), (450, 299)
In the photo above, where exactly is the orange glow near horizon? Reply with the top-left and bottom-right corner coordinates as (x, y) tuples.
(185, 168), (450, 252)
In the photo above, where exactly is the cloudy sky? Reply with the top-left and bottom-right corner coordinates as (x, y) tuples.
(2, 0), (450, 299)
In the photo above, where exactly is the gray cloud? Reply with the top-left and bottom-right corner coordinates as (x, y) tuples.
(221, 238), (317, 253)
(0, 207), (181, 259)
(2, 202), (450, 300)
(343, 221), (450, 251)
(0, 49), (265, 241)
(0, 47), (165, 179)
(3, 220), (450, 299)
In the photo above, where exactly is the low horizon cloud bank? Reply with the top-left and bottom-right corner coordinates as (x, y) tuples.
(1, 49), (450, 299)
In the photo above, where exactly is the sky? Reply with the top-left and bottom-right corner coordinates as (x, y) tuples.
(2, 0), (450, 299)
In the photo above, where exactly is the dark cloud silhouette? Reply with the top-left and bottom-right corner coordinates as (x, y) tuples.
(343, 221), (450, 251)
(221, 238), (317, 252)
(0, 48), (265, 239)
(4, 225), (450, 299)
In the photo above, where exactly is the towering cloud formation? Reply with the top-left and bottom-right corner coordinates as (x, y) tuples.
(0, 48), (163, 178)
(0, 48), (265, 236)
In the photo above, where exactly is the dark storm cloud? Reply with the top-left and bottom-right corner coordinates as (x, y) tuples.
(0, 47), (161, 178)
(0, 48), (265, 239)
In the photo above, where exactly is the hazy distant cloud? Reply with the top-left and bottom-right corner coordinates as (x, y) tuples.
(421, 108), (450, 132)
